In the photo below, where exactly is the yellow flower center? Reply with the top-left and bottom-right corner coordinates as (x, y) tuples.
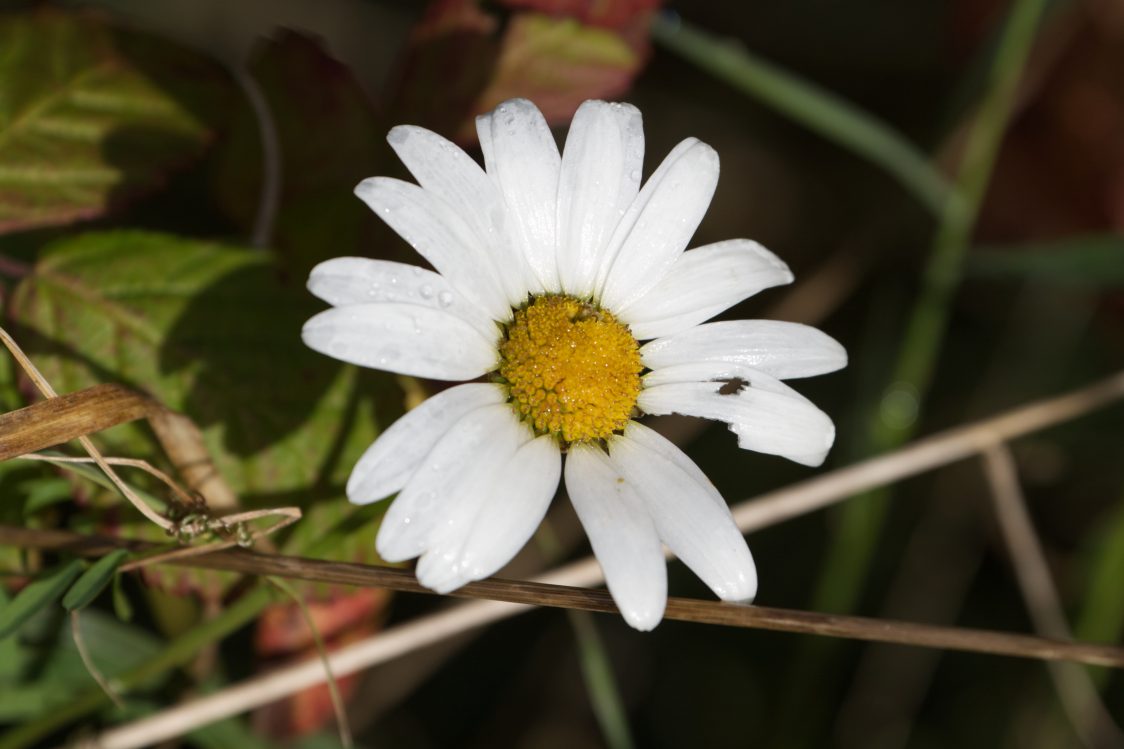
(498, 294), (642, 444)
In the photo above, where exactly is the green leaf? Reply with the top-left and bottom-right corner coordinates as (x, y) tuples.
(0, 10), (233, 233)
(20, 476), (74, 516)
(62, 549), (130, 611)
(967, 235), (1124, 285)
(0, 560), (84, 640)
(11, 230), (395, 593)
(211, 30), (386, 276)
(111, 572), (133, 622)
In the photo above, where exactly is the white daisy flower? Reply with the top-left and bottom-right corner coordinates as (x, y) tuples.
(302, 98), (846, 631)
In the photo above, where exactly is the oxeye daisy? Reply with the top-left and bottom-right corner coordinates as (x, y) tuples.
(302, 98), (846, 631)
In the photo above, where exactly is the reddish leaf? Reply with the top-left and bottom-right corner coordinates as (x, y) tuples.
(254, 588), (390, 737)
(498, 0), (661, 30)
(389, 1), (652, 142)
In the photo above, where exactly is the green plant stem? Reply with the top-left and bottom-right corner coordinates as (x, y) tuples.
(650, 13), (953, 216)
(774, 0), (1049, 744)
(1076, 487), (1124, 688)
(568, 610), (635, 749)
(0, 586), (273, 749)
(536, 524), (634, 749)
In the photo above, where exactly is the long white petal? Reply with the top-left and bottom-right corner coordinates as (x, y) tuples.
(609, 423), (757, 602)
(387, 126), (531, 304)
(354, 177), (511, 321)
(477, 98), (561, 292)
(376, 405), (525, 563)
(556, 100), (643, 298)
(640, 319), (847, 380)
(598, 139), (719, 311)
(307, 257), (496, 339)
(418, 434), (561, 593)
(638, 371), (836, 467)
(620, 240), (793, 340)
(302, 303), (497, 380)
(565, 443), (666, 631)
(346, 383), (505, 505)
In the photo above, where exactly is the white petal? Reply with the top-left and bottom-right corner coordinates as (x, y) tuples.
(619, 240), (794, 340)
(307, 257), (496, 339)
(376, 405), (526, 563)
(638, 371), (836, 467)
(565, 443), (666, 631)
(346, 383), (505, 505)
(640, 320), (847, 380)
(477, 98), (561, 292)
(556, 100), (643, 298)
(609, 423), (756, 602)
(302, 303), (497, 380)
(354, 177), (511, 322)
(598, 139), (719, 311)
(387, 126), (531, 304)
(417, 433), (560, 593)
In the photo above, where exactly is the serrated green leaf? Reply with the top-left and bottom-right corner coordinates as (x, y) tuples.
(0, 10), (233, 233)
(62, 549), (129, 611)
(0, 559), (84, 640)
(968, 235), (1124, 285)
(11, 230), (395, 593)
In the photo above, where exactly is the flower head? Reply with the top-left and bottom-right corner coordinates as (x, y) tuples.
(302, 98), (846, 630)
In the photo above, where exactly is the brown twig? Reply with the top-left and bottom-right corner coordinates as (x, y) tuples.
(983, 445), (1124, 748)
(3, 524), (1123, 669)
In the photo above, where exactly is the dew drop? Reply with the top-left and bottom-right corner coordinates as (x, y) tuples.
(438, 291), (454, 307)
(419, 283), (434, 299)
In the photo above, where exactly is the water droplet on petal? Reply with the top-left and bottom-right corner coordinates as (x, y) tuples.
(438, 291), (454, 307)
(419, 284), (434, 299)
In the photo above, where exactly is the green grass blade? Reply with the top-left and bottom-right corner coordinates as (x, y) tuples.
(0, 559), (84, 640)
(62, 550), (130, 611)
(650, 13), (953, 215)
(968, 235), (1124, 285)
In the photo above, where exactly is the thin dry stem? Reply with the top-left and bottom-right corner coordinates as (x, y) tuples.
(47, 369), (1124, 748)
(983, 445), (1124, 749)
(71, 611), (125, 710)
(0, 326), (172, 530)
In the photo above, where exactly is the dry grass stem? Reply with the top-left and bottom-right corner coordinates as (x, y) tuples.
(983, 445), (1124, 748)
(5, 525), (1123, 669)
(22, 368), (1124, 748)
(732, 369), (1124, 531)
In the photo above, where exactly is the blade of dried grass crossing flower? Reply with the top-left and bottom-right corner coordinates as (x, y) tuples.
(982, 445), (1124, 748)
(9, 368), (1124, 749)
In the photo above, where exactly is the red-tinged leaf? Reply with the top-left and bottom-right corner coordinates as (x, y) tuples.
(390, 2), (650, 142)
(498, 0), (661, 29)
(464, 12), (649, 139)
(0, 10), (233, 234)
(211, 30), (389, 276)
(254, 588), (390, 737)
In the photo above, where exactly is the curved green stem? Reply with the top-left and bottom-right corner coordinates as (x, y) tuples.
(650, 13), (954, 216)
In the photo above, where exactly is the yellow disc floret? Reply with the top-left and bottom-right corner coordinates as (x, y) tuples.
(498, 295), (642, 444)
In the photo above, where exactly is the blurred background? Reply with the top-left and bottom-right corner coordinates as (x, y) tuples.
(0, 0), (1122, 747)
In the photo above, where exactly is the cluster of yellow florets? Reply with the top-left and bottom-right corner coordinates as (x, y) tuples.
(498, 295), (642, 444)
